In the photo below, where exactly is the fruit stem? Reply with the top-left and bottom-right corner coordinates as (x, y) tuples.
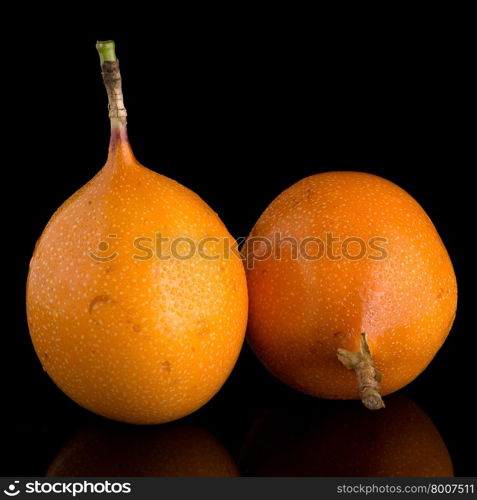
(96, 40), (127, 127)
(96, 40), (116, 65)
(336, 333), (385, 410)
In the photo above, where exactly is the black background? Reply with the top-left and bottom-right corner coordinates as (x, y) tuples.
(3, 16), (475, 478)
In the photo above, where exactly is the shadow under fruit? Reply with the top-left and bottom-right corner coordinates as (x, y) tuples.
(47, 421), (238, 477)
(239, 395), (453, 477)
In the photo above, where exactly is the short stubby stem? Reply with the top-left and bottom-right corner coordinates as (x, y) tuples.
(337, 333), (385, 410)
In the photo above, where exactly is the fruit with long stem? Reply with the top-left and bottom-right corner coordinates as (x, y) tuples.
(26, 41), (248, 424)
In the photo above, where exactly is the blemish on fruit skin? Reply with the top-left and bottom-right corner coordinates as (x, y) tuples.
(161, 361), (171, 373)
(197, 319), (210, 338)
(132, 324), (142, 332)
(308, 341), (325, 355)
(88, 295), (113, 313)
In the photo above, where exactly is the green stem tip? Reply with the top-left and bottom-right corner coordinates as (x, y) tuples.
(96, 40), (116, 65)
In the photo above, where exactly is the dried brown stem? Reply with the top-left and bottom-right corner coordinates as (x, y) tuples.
(96, 41), (127, 125)
(337, 333), (385, 410)
(100, 60), (127, 124)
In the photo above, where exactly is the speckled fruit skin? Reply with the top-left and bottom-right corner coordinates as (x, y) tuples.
(245, 171), (457, 399)
(27, 140), (248, 424)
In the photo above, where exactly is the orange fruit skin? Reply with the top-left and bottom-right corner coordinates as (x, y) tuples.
(240, 396), (453, 477)
(245, 171), (457, 399)
(47, 422), (239, 477)
(27, 142), (248, 424)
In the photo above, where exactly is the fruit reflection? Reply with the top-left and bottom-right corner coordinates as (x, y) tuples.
(240, 395), (453, 477)
(47, 421), (238, 477)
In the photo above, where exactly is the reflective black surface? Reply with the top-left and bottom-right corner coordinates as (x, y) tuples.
(239, 395), (453, 477)
(4, 28), (475, 477)
(2, 339), (475, 476)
